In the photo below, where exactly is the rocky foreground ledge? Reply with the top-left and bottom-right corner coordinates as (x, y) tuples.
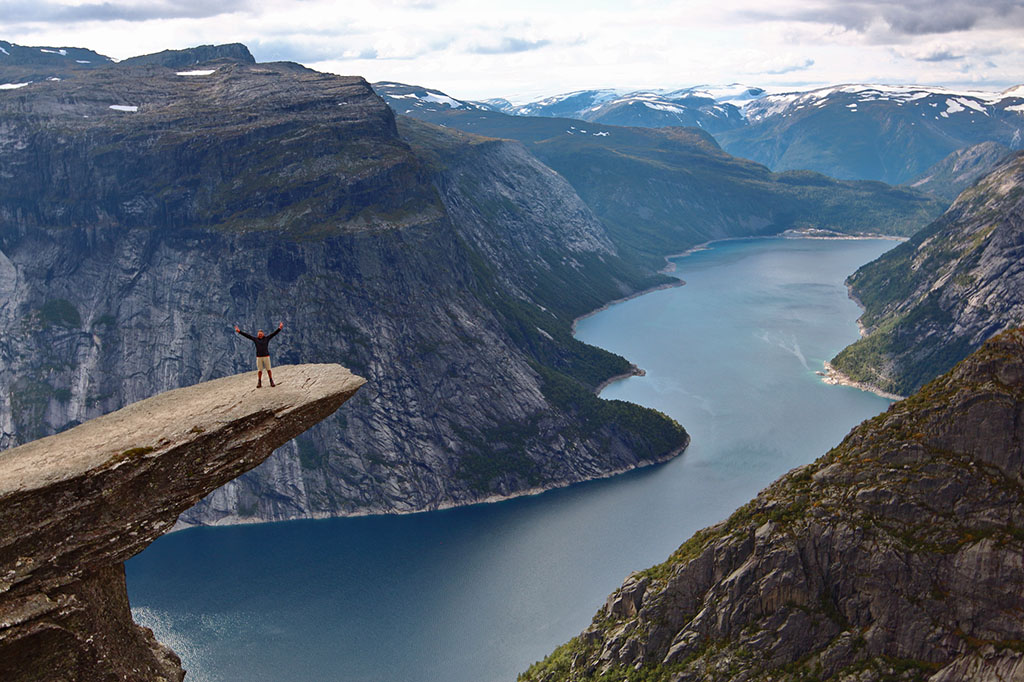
(0, 364), (365, 681)
(522, 329), (1024, 682)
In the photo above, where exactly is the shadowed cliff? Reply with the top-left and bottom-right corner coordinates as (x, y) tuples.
(0, 364), (365, 681)
(522, 329), (1024, 681)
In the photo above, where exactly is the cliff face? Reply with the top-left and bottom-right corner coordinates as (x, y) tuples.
(831, 151), (1024, 396)
(0, 50), (687, 525)
(521, 328), (1024, 682)
(0, 364), (365, 682)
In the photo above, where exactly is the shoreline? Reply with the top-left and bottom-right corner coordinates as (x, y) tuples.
(177, 231), (903, 532)
(577, 230), (906, 398)
(594, 364), (647, 394)
(170, 437), (689, 533)
(815, 273), (904, 401)
(571, 278), (684, 334)
(819, 361), (905, 401)
(659, 229), (905, 275)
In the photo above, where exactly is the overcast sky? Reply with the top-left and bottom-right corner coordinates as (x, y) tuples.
(2, 0), (1023, 101)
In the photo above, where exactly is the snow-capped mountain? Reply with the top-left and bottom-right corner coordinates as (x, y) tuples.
(480, 85), (761, 134)
(0, 40), (111, 66)
(0, 40), (113, 85)
(406, 80), (1022, 185)
(717, 83), (1024, 184)
(742, 83), (1024, 122)
(374, 79), (1022, 186)
(372, 81), (487, 115)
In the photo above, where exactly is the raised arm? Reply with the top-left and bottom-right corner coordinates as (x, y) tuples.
(266, 323), (283, 340)
(235, 326), (256, 341)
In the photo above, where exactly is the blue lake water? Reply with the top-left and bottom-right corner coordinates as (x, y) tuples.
(127, 237), (897, 682)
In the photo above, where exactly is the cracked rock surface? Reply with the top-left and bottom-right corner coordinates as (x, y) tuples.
(0, 364), (364, 681)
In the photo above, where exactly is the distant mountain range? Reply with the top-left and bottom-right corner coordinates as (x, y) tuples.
(374, 81), (944, 263)
(478, 84), (759, 134)
(375, 80), (1024, 186)
(719, 84), (1024, 185)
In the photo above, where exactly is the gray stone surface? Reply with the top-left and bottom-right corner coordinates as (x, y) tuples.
(833, 151), (1024, 396)
(0, 363), (364, 681)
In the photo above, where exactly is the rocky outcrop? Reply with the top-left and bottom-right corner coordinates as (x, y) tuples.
(119, 43), (255, 68)
(521, 328), (1024, 681)
(0, 47), (687, 525)
(0, 364), (364, 681)
(831, 151), (1024, 396)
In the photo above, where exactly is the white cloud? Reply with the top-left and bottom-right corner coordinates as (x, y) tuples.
(1, 0), (1021, 99)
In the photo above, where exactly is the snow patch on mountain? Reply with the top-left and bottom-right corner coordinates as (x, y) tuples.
(422, 92), (460, 107)
(742, 84), (1014, 122)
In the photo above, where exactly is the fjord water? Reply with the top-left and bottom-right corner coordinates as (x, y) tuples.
(127, 237), (896, 682)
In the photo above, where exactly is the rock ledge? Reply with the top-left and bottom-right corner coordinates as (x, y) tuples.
(0, 364), (365, 681)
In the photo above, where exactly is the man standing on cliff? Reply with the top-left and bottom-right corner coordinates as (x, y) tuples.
(235, 322), (284, 388)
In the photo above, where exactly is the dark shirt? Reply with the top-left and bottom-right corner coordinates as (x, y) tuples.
(238, 328), (280, 357)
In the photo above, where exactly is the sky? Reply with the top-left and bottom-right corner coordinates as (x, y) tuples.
(1, 0), (1023, 101)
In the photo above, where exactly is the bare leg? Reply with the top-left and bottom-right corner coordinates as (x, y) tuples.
(268, 369), (275, 387)
(257, 370), (263, 388)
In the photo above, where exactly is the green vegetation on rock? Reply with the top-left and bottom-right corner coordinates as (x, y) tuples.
(831, 151), (1024, 396)
(520, 328), (1024, 682)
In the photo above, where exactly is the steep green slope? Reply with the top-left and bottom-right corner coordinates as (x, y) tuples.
(375, 84), (944, 264)
(0, 51), (687, 524)
(830, 151), (1024, 396)
(905, 141), (1012, 201)
(522, 327), (1024, 682)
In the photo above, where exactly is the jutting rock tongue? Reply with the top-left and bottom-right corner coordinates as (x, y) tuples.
(0, 364), (365, 682)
